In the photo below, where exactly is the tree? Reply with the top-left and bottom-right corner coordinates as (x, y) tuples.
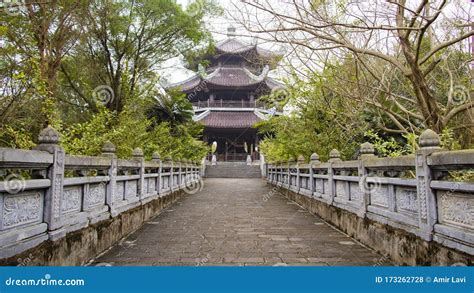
(60, 0), (218, 113)
(147, 91), (195, 128)
(234, 0), (473, 135)
(1, 0), (91, 127)
(0, 0), (218, 161)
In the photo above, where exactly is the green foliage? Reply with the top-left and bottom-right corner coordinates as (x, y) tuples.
(0, 125), (36, 149)
(62, 106), (208, 161)
(257, 64), (369, 162)
(364, 130), (417, 157)
(147, 91), (195, 128)
(440, 129), (462, 151)
(0, 0), (217, 160)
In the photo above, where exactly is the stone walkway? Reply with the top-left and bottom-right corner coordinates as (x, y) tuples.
(93, 179), (389, 266)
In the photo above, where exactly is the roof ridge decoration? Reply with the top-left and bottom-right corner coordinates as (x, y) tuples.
(254, 109), (270, 121)
(193, 109), (211, 121)
(227, 25), (237, 37)
(215, 37), (256, 54)
(198, 64), (208, 78)
(204, 66), (221, 80)
(243, 65), (270, 82)
(163, 73), (200, 89)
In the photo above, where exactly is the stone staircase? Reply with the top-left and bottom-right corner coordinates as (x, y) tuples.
(205, 163), (262, 178)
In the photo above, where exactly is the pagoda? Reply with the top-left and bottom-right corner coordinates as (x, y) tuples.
(167, 26), (284, 162)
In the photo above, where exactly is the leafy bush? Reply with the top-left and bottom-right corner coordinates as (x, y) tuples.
(61, 106), (208, 161)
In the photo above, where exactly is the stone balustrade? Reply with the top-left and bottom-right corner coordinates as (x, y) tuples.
(266, 129), (474, 263)
(0, 127), (202, 260)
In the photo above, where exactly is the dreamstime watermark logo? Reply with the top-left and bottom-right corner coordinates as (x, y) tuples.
(183, 174), (204, 194)
(359, 174), (382, 194)
(3, 0), (25, 16)
(92, 85), (114, 106)
(451, 85), (470, 105)
(3, 174), (26, 194)
(185, 0), (204, 17)
(195, 254), (210, 266)
(372, 255), (390, 267)
(262, 186), (278, 202)
(5, 274), (85, 287)
(17, 253), (34, 266)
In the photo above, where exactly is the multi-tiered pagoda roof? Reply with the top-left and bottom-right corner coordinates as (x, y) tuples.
(166, 26), (285, 162)
(168, 33), (284, 93)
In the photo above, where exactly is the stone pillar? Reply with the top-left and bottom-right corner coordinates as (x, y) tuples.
(133, 148), (145, 200)
(200, 157), (206, 177)
(328, 149), (341, 204)
(152, 152), (161, 195)
(211, 154), (217, 166)
(416, 129), (441, 240)
(177, 160), (182, 188)
(310, 153), (320, 196)
(246, 154), (252, 165)
(102, 141), (117, 215)
(288, 156), (295, 189)
(260, 153), (266, 177)
(165, 156), (173, 192)
(33, 126), (65, 240)
(358, 142), (376, 218)
(297, 155), (305, 193)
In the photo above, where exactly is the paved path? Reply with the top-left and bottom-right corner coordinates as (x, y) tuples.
(93, 179), (389, 266)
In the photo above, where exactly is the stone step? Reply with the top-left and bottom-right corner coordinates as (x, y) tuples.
(205, 165), (262, 178)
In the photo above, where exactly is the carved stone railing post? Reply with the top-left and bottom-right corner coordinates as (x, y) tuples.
(358, 142), (376, 218)
(33, 126), (65, 240)
(288, 157), (295, 189)
(416, 129), (441, 240)
(270, 162), (275, 184)
(200, 157), (206, 177)
(102, 141), (117, 215)
(184, 159), (189, 186)
(328, 149), (341, 204)
(152, 152), (161, 195)
(165, 156), (173, 192)
(297, 155), (305, 193)
(271, 162), (275, 184)
(280, 161), (284, 184)
(133, 148), (145, 200)
(179, 160), (183, 188)
(310, 153), (320, 196)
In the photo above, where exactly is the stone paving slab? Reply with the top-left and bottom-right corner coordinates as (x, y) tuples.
(93, 179), (391, 266)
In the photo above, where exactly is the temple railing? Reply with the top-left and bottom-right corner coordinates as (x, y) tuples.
(266, 129), (474, 256)
(0, 127), (202, 259)
(193, 99), (267, 109)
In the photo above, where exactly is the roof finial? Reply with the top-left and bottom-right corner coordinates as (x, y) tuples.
(227, 25), (236, 37)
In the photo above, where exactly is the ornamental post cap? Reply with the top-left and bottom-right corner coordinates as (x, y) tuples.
(419, 129), (440, 149)
(310, 153), (320, 162)
(152, 152), (161, 161)
(329, 149), (341, 159)
(132, 147), (144, 158)
(360, 142), (375, 155)
(102, 141), (116, 154)
(297, 155), (305, 163)
(38, 126), (60, 144)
